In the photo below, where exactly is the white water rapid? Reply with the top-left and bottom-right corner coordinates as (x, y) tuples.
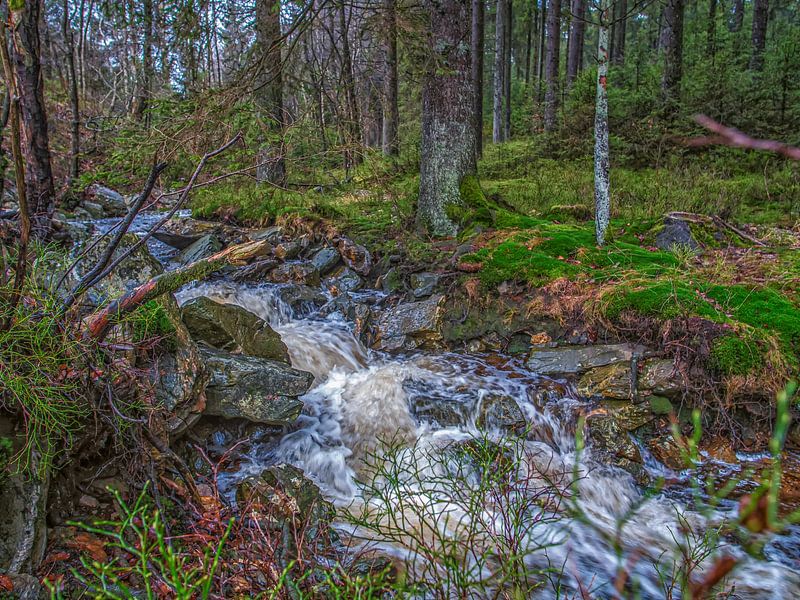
(177, 281), (800, 599)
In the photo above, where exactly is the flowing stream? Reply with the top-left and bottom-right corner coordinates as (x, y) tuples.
(176, 280), (800, 599)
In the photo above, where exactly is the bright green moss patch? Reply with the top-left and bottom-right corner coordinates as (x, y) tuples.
(602, 281), (720, 321)
(710, 335), (765, 376)
(126, 300), (177, 349)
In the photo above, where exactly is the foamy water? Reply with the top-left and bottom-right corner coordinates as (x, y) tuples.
(177, 281), (800, 599)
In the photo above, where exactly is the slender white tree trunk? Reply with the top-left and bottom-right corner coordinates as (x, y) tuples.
(594, 0), (610, 246)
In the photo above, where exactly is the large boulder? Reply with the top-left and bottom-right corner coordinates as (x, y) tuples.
(201, 347), (312, 425)
(373, 295), (446, 351)
(655, 214), (700, 252)
(526, 344), (648, 376)
(85, 184), (128, 217)
(181, 296), (290, 363)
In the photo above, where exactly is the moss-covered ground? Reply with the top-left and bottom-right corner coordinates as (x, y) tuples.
(188, 140), (800, 386)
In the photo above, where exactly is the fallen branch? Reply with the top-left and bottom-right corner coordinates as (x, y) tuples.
(82, 239), (269, 341)
(711, 215), (766, 247)
(689, 115), (800, 161)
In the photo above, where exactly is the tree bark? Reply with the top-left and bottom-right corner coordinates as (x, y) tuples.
(611, 0), (626, 66)
(504, 0), (512, 140)
(472, 0), (485, 157)
(524, 0), (533, 85)
(9, 0), (55, 239)
(338, 2), (362, 169)
(381, 0), (399, 156)
(659, 0), (684, 109)
(62, 0), (81, 184)
(254, 0), (287, 185)
(543, 0), (561, 131)
(493, 0), (507, 143)
(537, 0), (546, 99)
(730, 0), (743, 33)
(134, 0), (154, 123)
(418, 0), (476, 236)
(707, 0), (716, 59)
(749, 0), (768, 71)
(566, 0), (585, 88)
(594, 0), (610, 246)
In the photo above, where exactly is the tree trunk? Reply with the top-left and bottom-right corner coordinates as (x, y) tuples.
(381, 0), (399, 156)
(254, 0), (287, 185)
(543, 0), (561, 131)
(611, 0), (626, 65)
(707, 0), (716, 59)
(594, 0), (610, 246)
(472, 0), (485, 158)
(524, 0), (533, 84)
(62, 0), (80, 184)
(418, 0), (476, 236)
(749, 0), (768, 71)
(338, 3), (362, 169)
(566, 0), (585, 88)
(9, 0), (55, 239)
(504, 0), (512, 140)
(134, 0), (154, 123)
(659, 0), (684, 109)
(493, 0), (507, 143)
(730, 0), (743, 33)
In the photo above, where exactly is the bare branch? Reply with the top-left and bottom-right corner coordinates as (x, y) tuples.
(688, 115), (800, 161)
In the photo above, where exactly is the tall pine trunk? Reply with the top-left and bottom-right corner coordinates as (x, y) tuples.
(472, 0), (485, 157)
(9, 0), (55, 239)
(611, 0), (626, 65)
(543, 0), (561, 131)
(382, 0), (399, 156)
(254, 0), (287, 185)
(504, 0), (512, 140)
(594, 0), (610, 246)
(749, 0), (769, 71)
(566, 0), (585, 88)
(338, 3), (362, 169)
(730, 0), (744, 32)
(493, 0), (507, 143)
(62, 0), (80, 184)
(418, 0), (476, 236)
(659, 0), (684, 109)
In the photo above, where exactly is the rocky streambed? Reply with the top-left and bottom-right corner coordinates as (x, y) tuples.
(2, 210), (799, 598)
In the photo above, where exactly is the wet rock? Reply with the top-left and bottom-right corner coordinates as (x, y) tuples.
(277, 285), (329, 315)
(578, 363), (633, 400)
(181, 296), (290, 363)
(585, 413), (642, 464)
(526, 343), (648, 376)
(655, 215), (700, 252)
(328, 267), (363, 293)
(599, 401), (654, 431)
(275, 240), (302, 261)
(152, 230), (205, 250)
(648, 434), (686, 470)
(249, 225), (283, 244)
(85, 184), (127, 216)
(334, 236), (372, 276)
(270, 262), (320, 287)
(311, 246), (341, 276)
(230, 258), (279, 283)
(0, 574), (44, 599)
(410, 272), (440, 298)
(237, 464), (336, 552)
(201, 347), (312, 425)
(374, 295), (446, 351)
(81, 201), (105, 219)
(477, 395), (527, 436)
(639, 359), (683, 397)
(179, 234), (223, 265)
(414, 400), (470, 428)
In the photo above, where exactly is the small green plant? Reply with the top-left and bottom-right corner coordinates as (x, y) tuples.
(123, 299), (177, 350)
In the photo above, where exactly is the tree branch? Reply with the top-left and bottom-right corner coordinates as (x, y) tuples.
(688, 115), (800, 161)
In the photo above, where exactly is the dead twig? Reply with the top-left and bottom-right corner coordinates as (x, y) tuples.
(688, 115), (800, 161)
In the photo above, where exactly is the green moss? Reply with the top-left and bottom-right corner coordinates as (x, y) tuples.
(126, 300), (177, 349)
(602, 281), (720, 321)
(710, 335), (764, 376)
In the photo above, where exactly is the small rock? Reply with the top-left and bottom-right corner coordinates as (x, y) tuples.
(86, 184), (127, 216)
(270, 262), (321, 287)
(0, 573), (44, 600)
(81, 201), (105, 218)
(328, 267), (363, 293)
(578, 363), (633, 400)
(179, 234), (223, 265)
(181, 296), (290, 363)
(201, 347), (312, 425)
(374, 295), (446, 351)
(277, 285), (329, 315)
(477, 395), (527, 436)
(78, 494), (100, 510)
(334, 236), (372, 276)
(648, 434), (685, 470)
(230, 258), (280, 283)
(410, 272), (440, 298)
(249, 226), (283, 244)
(153, 230), (206, 250)
(311, 247), (341, 276)
(655, 215), (700, 252)
(380, 267), (404, 293)
(527, 344), (648, 376)
(639, 359), (683, 397)
(275, 241), (301, 260)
